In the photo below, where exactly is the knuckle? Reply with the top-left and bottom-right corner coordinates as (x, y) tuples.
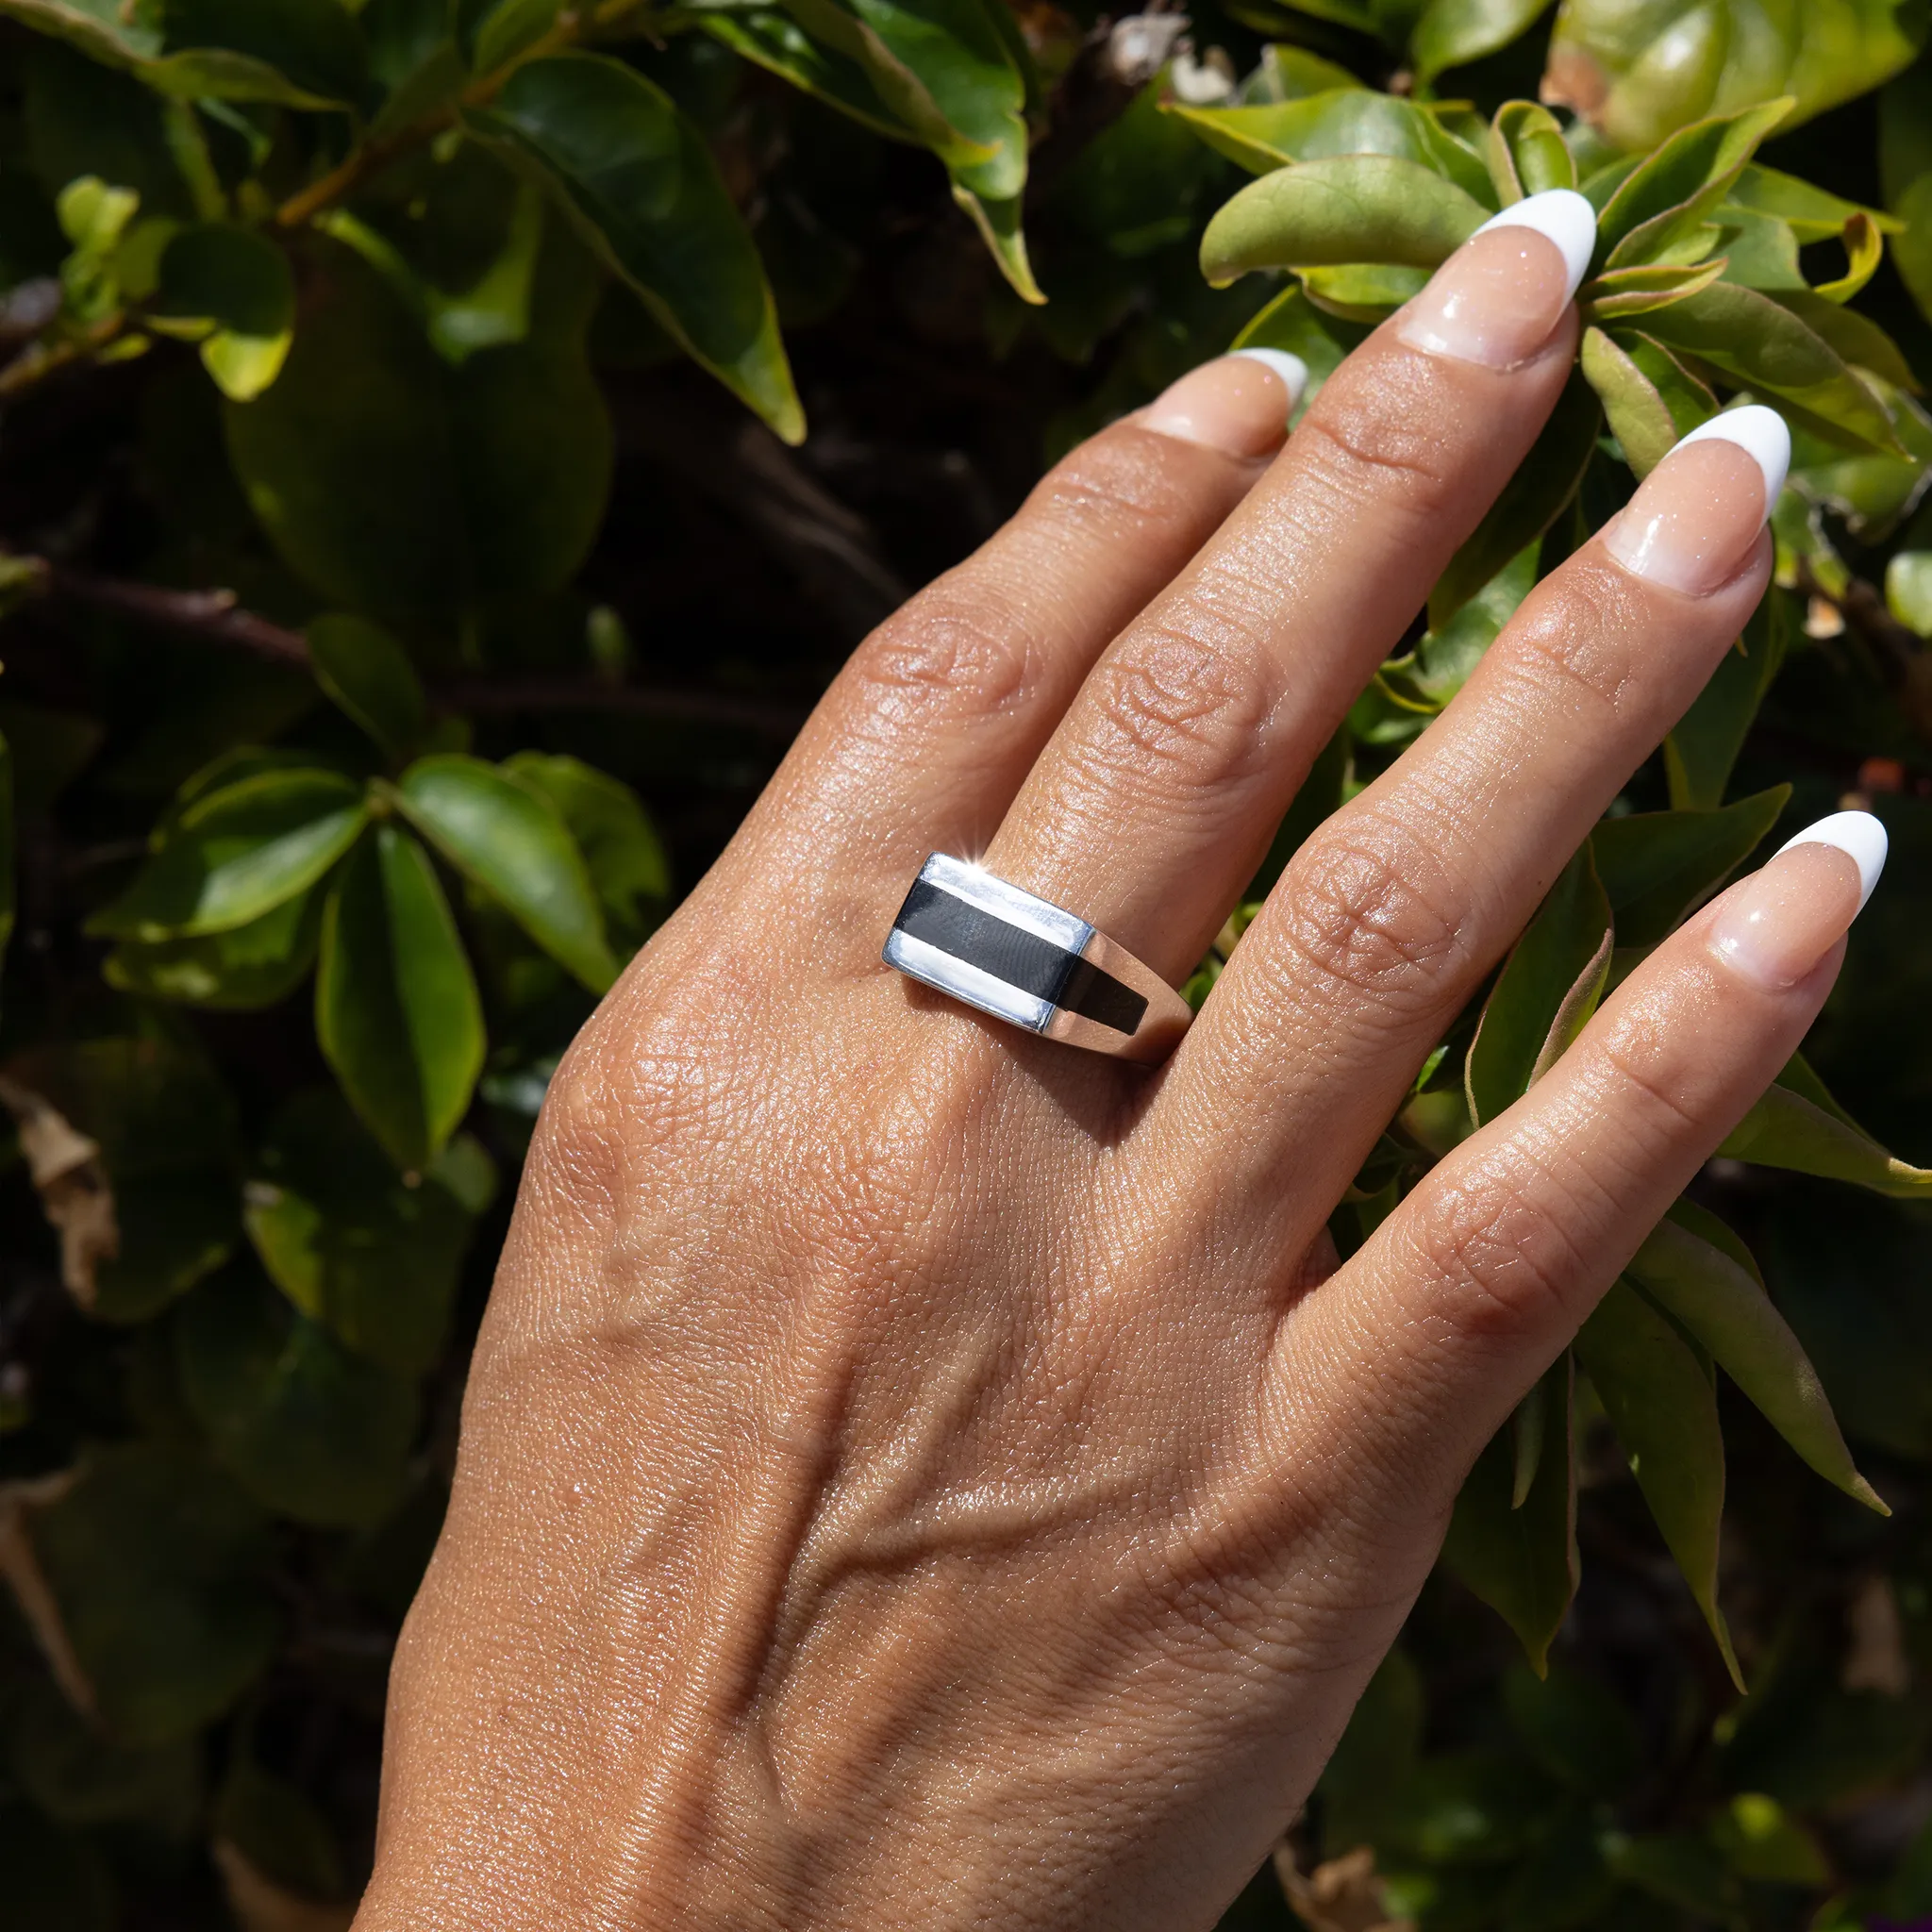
(1296, 383), (1458, 512)
(1029, 429), (1225, 538)
(1267, 814), (1469, 1009)
(1406, 1159), (1592, 1344)
(1072, 623), (1274, 793)
(845, 583), (1041, 723)
(1494, 565), (1649, 721)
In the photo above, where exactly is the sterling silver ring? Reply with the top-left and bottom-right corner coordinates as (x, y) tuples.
(883, 855), (1194, 1064)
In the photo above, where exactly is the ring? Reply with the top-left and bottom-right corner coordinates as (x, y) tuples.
(883, 855), (1194, 1063)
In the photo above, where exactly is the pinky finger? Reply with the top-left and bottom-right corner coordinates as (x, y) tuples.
(1269, 811), (1889, 1524)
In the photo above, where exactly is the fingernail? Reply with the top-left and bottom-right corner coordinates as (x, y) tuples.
(1708, 811), (1886, 990)
(1395, 189), (1595, 370)
(1602, 406), (1790, 595)
(1136, 350), (1307, 456)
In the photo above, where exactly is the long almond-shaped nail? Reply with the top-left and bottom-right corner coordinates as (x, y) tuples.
(1395, 189), (1595, 370)
(1136, 349), (1307, 457)
(1602, 406), (1789, 596)
(1708, 810), (1886, 990)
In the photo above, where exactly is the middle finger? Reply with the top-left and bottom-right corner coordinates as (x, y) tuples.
(977, 192), (1596, 986)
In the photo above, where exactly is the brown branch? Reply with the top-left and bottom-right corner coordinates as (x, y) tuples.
(33, 560), (808, 739)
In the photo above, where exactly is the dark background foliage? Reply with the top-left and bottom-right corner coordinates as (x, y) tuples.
(0, 0), (1930, 1926)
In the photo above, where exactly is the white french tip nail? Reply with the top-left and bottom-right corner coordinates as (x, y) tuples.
(1777, 809), (1888, 911)
(1472, 189), (1596, 307)
(1673, 405), (1791, 510)
(1230, 346), (1308, 409)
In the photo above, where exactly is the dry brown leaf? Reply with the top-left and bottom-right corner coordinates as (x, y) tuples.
(213, 1841), (356, 1932)
(1273, 1842), (1417, 1932)
(0, 1072), (118, 1309)
(0, 1467), (97, 1718)
(1843, 1574), (1913, 1697)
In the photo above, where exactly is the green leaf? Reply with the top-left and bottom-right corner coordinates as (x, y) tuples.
(1318, 1647), (1424, 1855)
(467, 53), (804, 442)
(307, 614), (426, 762)
(696, 8), (910, 142)
(1630, 1206), (1884, 1509)
(316, 825), (485, 1173)
(503, 751), (670, 952)
(1719, 1053), (1932, 1196)
(1888, 549), (1932, 634)
(28, 1444), (277, 1744)
(393, 753), (617, 992)
(161, 0), (369, 106)
(89, 765), (366, 941)
(1466, 843), (1614, 1129)
(1583, 258), (1728, 320)
(1486, 100), (1577, 203)
(1664, 590), (1787, 808)
(226, 230), (614, 620)
(780, 0), (1024, 197)
(1710, 1791), (1830, 1885)
(244, 1087), (490, 1374)
(177, 1269), (418, 1529)
(1590, 784), (1788, 949)
(462, 0), (565, 72)
(1441, 1355), (1577, 1674)
(104, 887), (325, 1010)
(1592, 98), (1792, 268)
(151, 223), (295, 401)
(1576, 1278), (1742, 1688)
(7, 1674), (199, 1830)
(1603, 1831), (1738, 1920)
(1413, 0), (1555, 84)
(1429, 369), (1600, 628)
(1639, 283), (1906, 458)
(1731, 164), (1901, 242)
(1542, 0), (1922, 154)
(1167, 90), (1475, 177)
(1201, 153), (1490, 286)
(214, 1757), (345, 1906)
(1381, 542), (1539, 711)
(1769, 287), (1920, 391)
(1582, 325), (1677, 475)
(1882, 63), (1932, 325)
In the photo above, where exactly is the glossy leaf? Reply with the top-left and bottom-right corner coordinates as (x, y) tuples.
(1231, 282), (1369, 404)
(177, 1269), (418, 1529)
(469, 54), (804, 441)
(226, 232), (614, 619)
(152, 224), (294, 401)
(1882, 62), (1932, 324)
(316, 825), (486, 1173)
(1201, 154), (1490, 286)
(1770, 287), (1920, 390)
(89, 766), (367, 941)
(1168, 91), (1474, 177)
(1720, 1052), (1932, 1196)
(1590, 784), (1788, 949)
(1429, 370), (1600, 627)
(696, 8), (908, 142)
(504, 751), (670, 952)
(244, 1087), (491, 1374)
(1466, 844), (1613, 1128)
(393, 754), (616, 991)
(1542, 0), (1922, 153)
(1583, 258), (1728, 319)
(1640, 281), (1905, 457)
(1888, 549), (1932, 633)
(1629, 1207), (1885, 1509)
(1664, 591), (1788, 808)
(104, 888), (325, 1011)
(1729, 163), (1900, 241)
(1592, 99), (1792, 269)
(27, 1444), (277, 1743)
(1582, 325), (1677, 474)
(463, 0), (564, 72)
(1381, 543), (1539, 710)
(307, 614), (426, 762)
(1441, 1355), (1577, 1674)
(1413, 0), (1555, 82)
(1486, 99), (1576, 203)
(1576, 1278), (1742, 1688)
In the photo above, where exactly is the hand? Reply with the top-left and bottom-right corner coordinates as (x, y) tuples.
(355, 195), (1877, 1932)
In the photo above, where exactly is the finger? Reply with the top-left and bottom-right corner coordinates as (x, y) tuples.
(1169, 409), (1785, 1230)
(754, 352), (1305, 881)
(1257, 816), (1886, 1535)
(977, 192), (1596, 984)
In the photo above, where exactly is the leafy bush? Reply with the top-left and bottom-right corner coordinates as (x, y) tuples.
(0, 0), (1928, 1926)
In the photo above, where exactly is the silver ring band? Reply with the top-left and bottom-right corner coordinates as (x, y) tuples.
(883, 855), (1193, 1064)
